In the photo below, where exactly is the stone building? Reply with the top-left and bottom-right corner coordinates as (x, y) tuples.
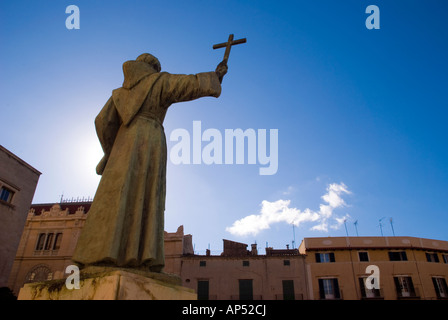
(0, 145), (41, 288)
(299, 236), (448, 300)
(7, 201), (192, 295)
(181, 239), (308, 300)
(7, 199), (448, 300)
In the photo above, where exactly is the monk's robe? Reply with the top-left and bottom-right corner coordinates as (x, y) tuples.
(72, 59), (221, 271)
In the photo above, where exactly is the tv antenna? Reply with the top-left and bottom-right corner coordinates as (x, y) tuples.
(390, 217), (396, 236)
(291, 220), (297, 249)
(378, 217), (386, 236)
(343, 218), (349, 237)
(354, 220), (359, 236)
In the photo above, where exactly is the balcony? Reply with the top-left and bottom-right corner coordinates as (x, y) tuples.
(318, 289), (344, 300)
(361, 288), (384, 300)
(230, 295), (263, 300)
(275, 294), (304, 300)
(396, 287), (420, 300)
(33, 249), (59, 256)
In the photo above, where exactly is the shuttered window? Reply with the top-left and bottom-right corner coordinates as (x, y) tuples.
(318, 278), (340, 299)
(197, 280), (209, 300)
(315, 252), (335, 263)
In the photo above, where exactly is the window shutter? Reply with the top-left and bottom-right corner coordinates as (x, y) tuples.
(36, 233), (45, 251)
(315, 253), (321, 263)
(282, 280), (295, 300)
(432, 278), (441, 298)
(401, 251), (408, 261)
(329, 252), (335, 262)
(408, 277), (415, 295)
(239, 279), (253, 300)
(359, 278), (366, 298)
(318, 279), (325, 299)
(333, 279), (340, 299)
(197, 280), (209, 300)
(393, 277), (401, 295)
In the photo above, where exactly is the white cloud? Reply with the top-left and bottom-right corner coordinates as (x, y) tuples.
(226, 182), (351, 236)
(322, 183), (350, 208)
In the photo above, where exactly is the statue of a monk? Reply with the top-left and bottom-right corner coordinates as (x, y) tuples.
(72, 53), (227, 272)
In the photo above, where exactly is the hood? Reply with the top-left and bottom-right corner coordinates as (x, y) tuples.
(122, 60), (157, 89)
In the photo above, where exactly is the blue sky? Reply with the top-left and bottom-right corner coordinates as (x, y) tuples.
(1, 0), (447, 254)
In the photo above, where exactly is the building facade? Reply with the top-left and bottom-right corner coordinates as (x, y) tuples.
(7, 200), (448, 300)
(181, 240), (308, 300)
(299, 236), (448, 300)
(0, 145), (41, 288)
(7, 201), (192, 295)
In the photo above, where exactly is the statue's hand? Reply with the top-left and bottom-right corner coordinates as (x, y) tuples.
(215, 61), (228, 83)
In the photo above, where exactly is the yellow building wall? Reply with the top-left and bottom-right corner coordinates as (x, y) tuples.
(301, 237), (448, 300)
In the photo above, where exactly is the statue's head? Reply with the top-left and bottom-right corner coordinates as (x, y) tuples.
(136, 53), (161, 73)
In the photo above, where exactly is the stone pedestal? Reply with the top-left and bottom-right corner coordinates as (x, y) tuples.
(18, 267), (197, 300)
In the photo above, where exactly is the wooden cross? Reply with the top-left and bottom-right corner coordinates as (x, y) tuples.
(213, 34), (246, 64)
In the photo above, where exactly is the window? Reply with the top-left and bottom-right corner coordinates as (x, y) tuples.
(432, 277), (448, 299)
(25, 265), (52, 283)
(44, 233), (54, 250)
(426, 252), (439, 263)
(239, 279), (253, 300)
(394, 276), (417, 298)
(35, 233), (46, 251)
(282, 280), (295, 300)
(443, 254), (448, 264)
(283, 259), (290, 266)
(358, 251), (369, 262)
(53, 233), (63, 250)
(318, 278), (341, 300)
(199, 261), (206, 267)
(389, 251), (407, 261)
(0, 186), (14, 203)
(35, 233), (61, 253)
(359, 277), (382, 299)
(315, 252), (335, 263)
(242, 261), (250, 267)
(197, 280), (209, 300)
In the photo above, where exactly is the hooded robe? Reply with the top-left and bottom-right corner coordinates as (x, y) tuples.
(72, 59), (221, 271)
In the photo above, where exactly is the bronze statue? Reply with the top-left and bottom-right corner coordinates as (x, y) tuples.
(73, 36), (245, 272)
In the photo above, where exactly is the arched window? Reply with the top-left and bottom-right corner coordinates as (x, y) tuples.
(44, 233), (54, 250)
(35, 233), (46, 251)
(24, 265), (52, 284)
(53, 233), (63, 250)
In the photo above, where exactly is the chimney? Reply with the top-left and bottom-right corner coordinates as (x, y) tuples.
(251, 243), (258, 255)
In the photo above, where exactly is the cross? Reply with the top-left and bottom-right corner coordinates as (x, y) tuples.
(213, 34), (246, 64)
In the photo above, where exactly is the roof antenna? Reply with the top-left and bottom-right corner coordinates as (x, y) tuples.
(390, 217), (396, 236)
(344, 217), (349, 237)
(292, 221), (297, 249)
(354, 220), (359, 236)
(379, 217), (386, 236)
